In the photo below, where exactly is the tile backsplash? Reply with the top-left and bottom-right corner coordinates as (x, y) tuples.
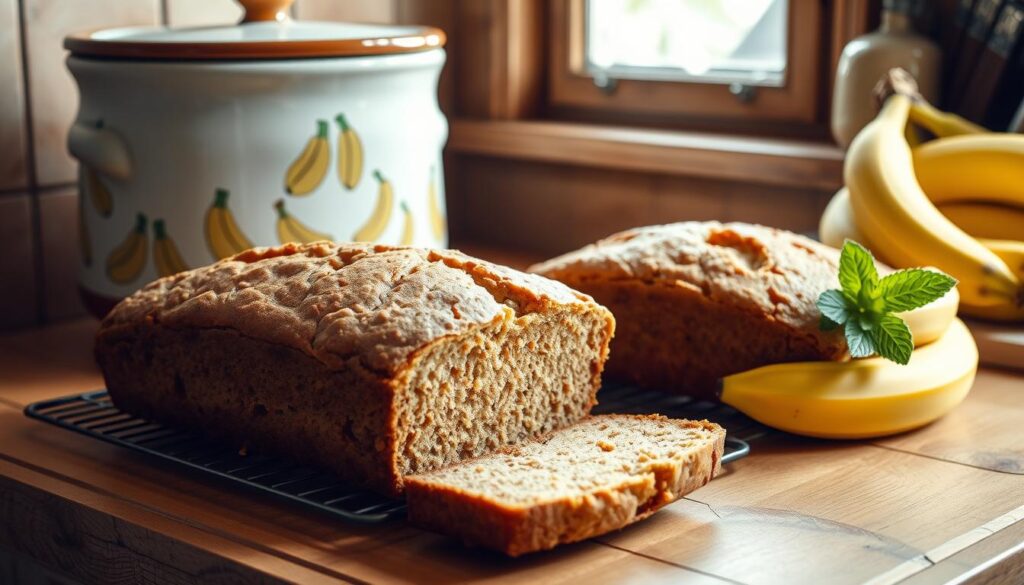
(0, 0), (398, 331)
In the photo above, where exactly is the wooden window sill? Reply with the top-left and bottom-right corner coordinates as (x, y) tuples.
(447, 119), (844, 191)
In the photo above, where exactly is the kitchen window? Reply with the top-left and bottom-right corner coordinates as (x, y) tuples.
(585, 0), (789, 87)
(549, 0), (829, 128)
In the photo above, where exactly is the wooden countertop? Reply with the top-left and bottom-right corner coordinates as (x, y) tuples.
(2, 264), (1024, 583)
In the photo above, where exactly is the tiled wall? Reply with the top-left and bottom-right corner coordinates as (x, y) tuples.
(0, 0), (397, 331)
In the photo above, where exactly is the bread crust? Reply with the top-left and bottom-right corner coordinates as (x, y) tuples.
(95, 242), (615, 496)
(405, 416), (725, 556)
(532, 222), (848, 393)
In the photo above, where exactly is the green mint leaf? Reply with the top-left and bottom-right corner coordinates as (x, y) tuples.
(871, 314), (914, 365)
(817, 289), (851, 326)
(878, 268), (958, 313)
(844, 319), (877, 358)
(838, 240), (879, 298)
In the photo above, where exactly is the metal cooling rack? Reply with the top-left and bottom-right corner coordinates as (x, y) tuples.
(24, 385), (761, 524)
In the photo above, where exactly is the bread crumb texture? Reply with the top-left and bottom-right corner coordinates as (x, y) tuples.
(406, 415), (725, 556)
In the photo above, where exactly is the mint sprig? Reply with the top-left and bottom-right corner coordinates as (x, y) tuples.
(818, 240), (957, 365)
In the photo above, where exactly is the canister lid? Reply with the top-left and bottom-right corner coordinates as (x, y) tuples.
(65, 0), (445, 60)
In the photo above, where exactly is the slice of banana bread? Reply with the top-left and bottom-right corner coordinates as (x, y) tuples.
(405, 414), (725, 556)
(531, 222), (847, 394)
(95, 242), (615, 496)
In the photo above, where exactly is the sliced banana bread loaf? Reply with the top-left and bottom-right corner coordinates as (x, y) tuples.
(406, 414), (725, 556)
(95, 242), (615, 496)
(531, 222), (847, 394)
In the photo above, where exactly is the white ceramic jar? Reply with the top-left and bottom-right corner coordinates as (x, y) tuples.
(65, 0), (448, 316)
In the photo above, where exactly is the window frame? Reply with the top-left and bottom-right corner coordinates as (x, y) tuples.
(548, 0), (825, 124)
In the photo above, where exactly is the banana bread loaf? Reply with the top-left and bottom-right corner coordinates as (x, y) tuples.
(406, 414), (725, 556)
(531, 222), (847, 394)
(96, 242), (615, 496)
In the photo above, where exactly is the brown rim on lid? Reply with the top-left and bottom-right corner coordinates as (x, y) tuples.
(64, 0), (445, 60)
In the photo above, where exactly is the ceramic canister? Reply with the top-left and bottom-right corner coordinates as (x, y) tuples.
(64, 0), (448, 317)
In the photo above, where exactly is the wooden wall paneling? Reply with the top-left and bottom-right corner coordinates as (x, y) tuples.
(21, 0), (160, 187)
(0, 194), (38, 329)
(0, 0), (28, 192)
(451, 155), (831, 256)
(454, 0), (545, 119)
(726, 185), (831, 234)
(447, 120), (844, 191)
(38, 187), (84, 321)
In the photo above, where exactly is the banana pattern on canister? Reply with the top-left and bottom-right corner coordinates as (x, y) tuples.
(336, 114), (363, 190)
(274, 199), (333, 245)
(106, 213), (148, 284)
(152, 219), (189, 277)
(205, 188), (254, 260)
(285, 120), (330, 196)
(353, 170), (394, 242)
(81, 166), (113, 218)
(399, 201), (414, 246)
(427, 166), (445, 242)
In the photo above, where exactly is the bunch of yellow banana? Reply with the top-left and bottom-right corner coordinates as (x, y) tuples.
(285, 120), (330, 196)
(107, 213), (148, 285)
(427, 166), (446, 243)
(205, 188), (254, 260)
(152, 219), (189, 277)
(336, 114), (363, 190)
(353, 170), (394, 242)
(844, 93), (1024, 316)
(274, 199), (333, 245)
(826, 82), (1024, 321)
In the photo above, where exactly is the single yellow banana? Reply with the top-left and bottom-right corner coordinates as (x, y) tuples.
(913, 134), (1024, 208)
(937, 201), (1024, 242)
(907, 99), (987, 138)
(106, 213), (148, 284)
(427, 166), (446, 243)
(336, 114), (363, 190)
(80, 166), (113, 218)
(959, 239), (1024, 321)
(819, 186), (960, 346)
(274, 199), (333, 245)
(205, 188), (255, 260)
(846, 94), (1022, 309)
(353, 170), (394, 242)
(285, 120), (330, 196)
(399, 201), (414, 246)
(152, 219), (189, 277)
(720, 318), (977, 439)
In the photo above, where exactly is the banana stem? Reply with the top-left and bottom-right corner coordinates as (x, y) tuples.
(316, 119), (328, 138)
(135, 213), (147, 233)
(401, 201), (409, 213)
(373, 169), (384, 183)
(153, 219), (167, 240)
(214, 188), (230, 208)
(274, 198), (288, 218)
(335, 114), (349, 131)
